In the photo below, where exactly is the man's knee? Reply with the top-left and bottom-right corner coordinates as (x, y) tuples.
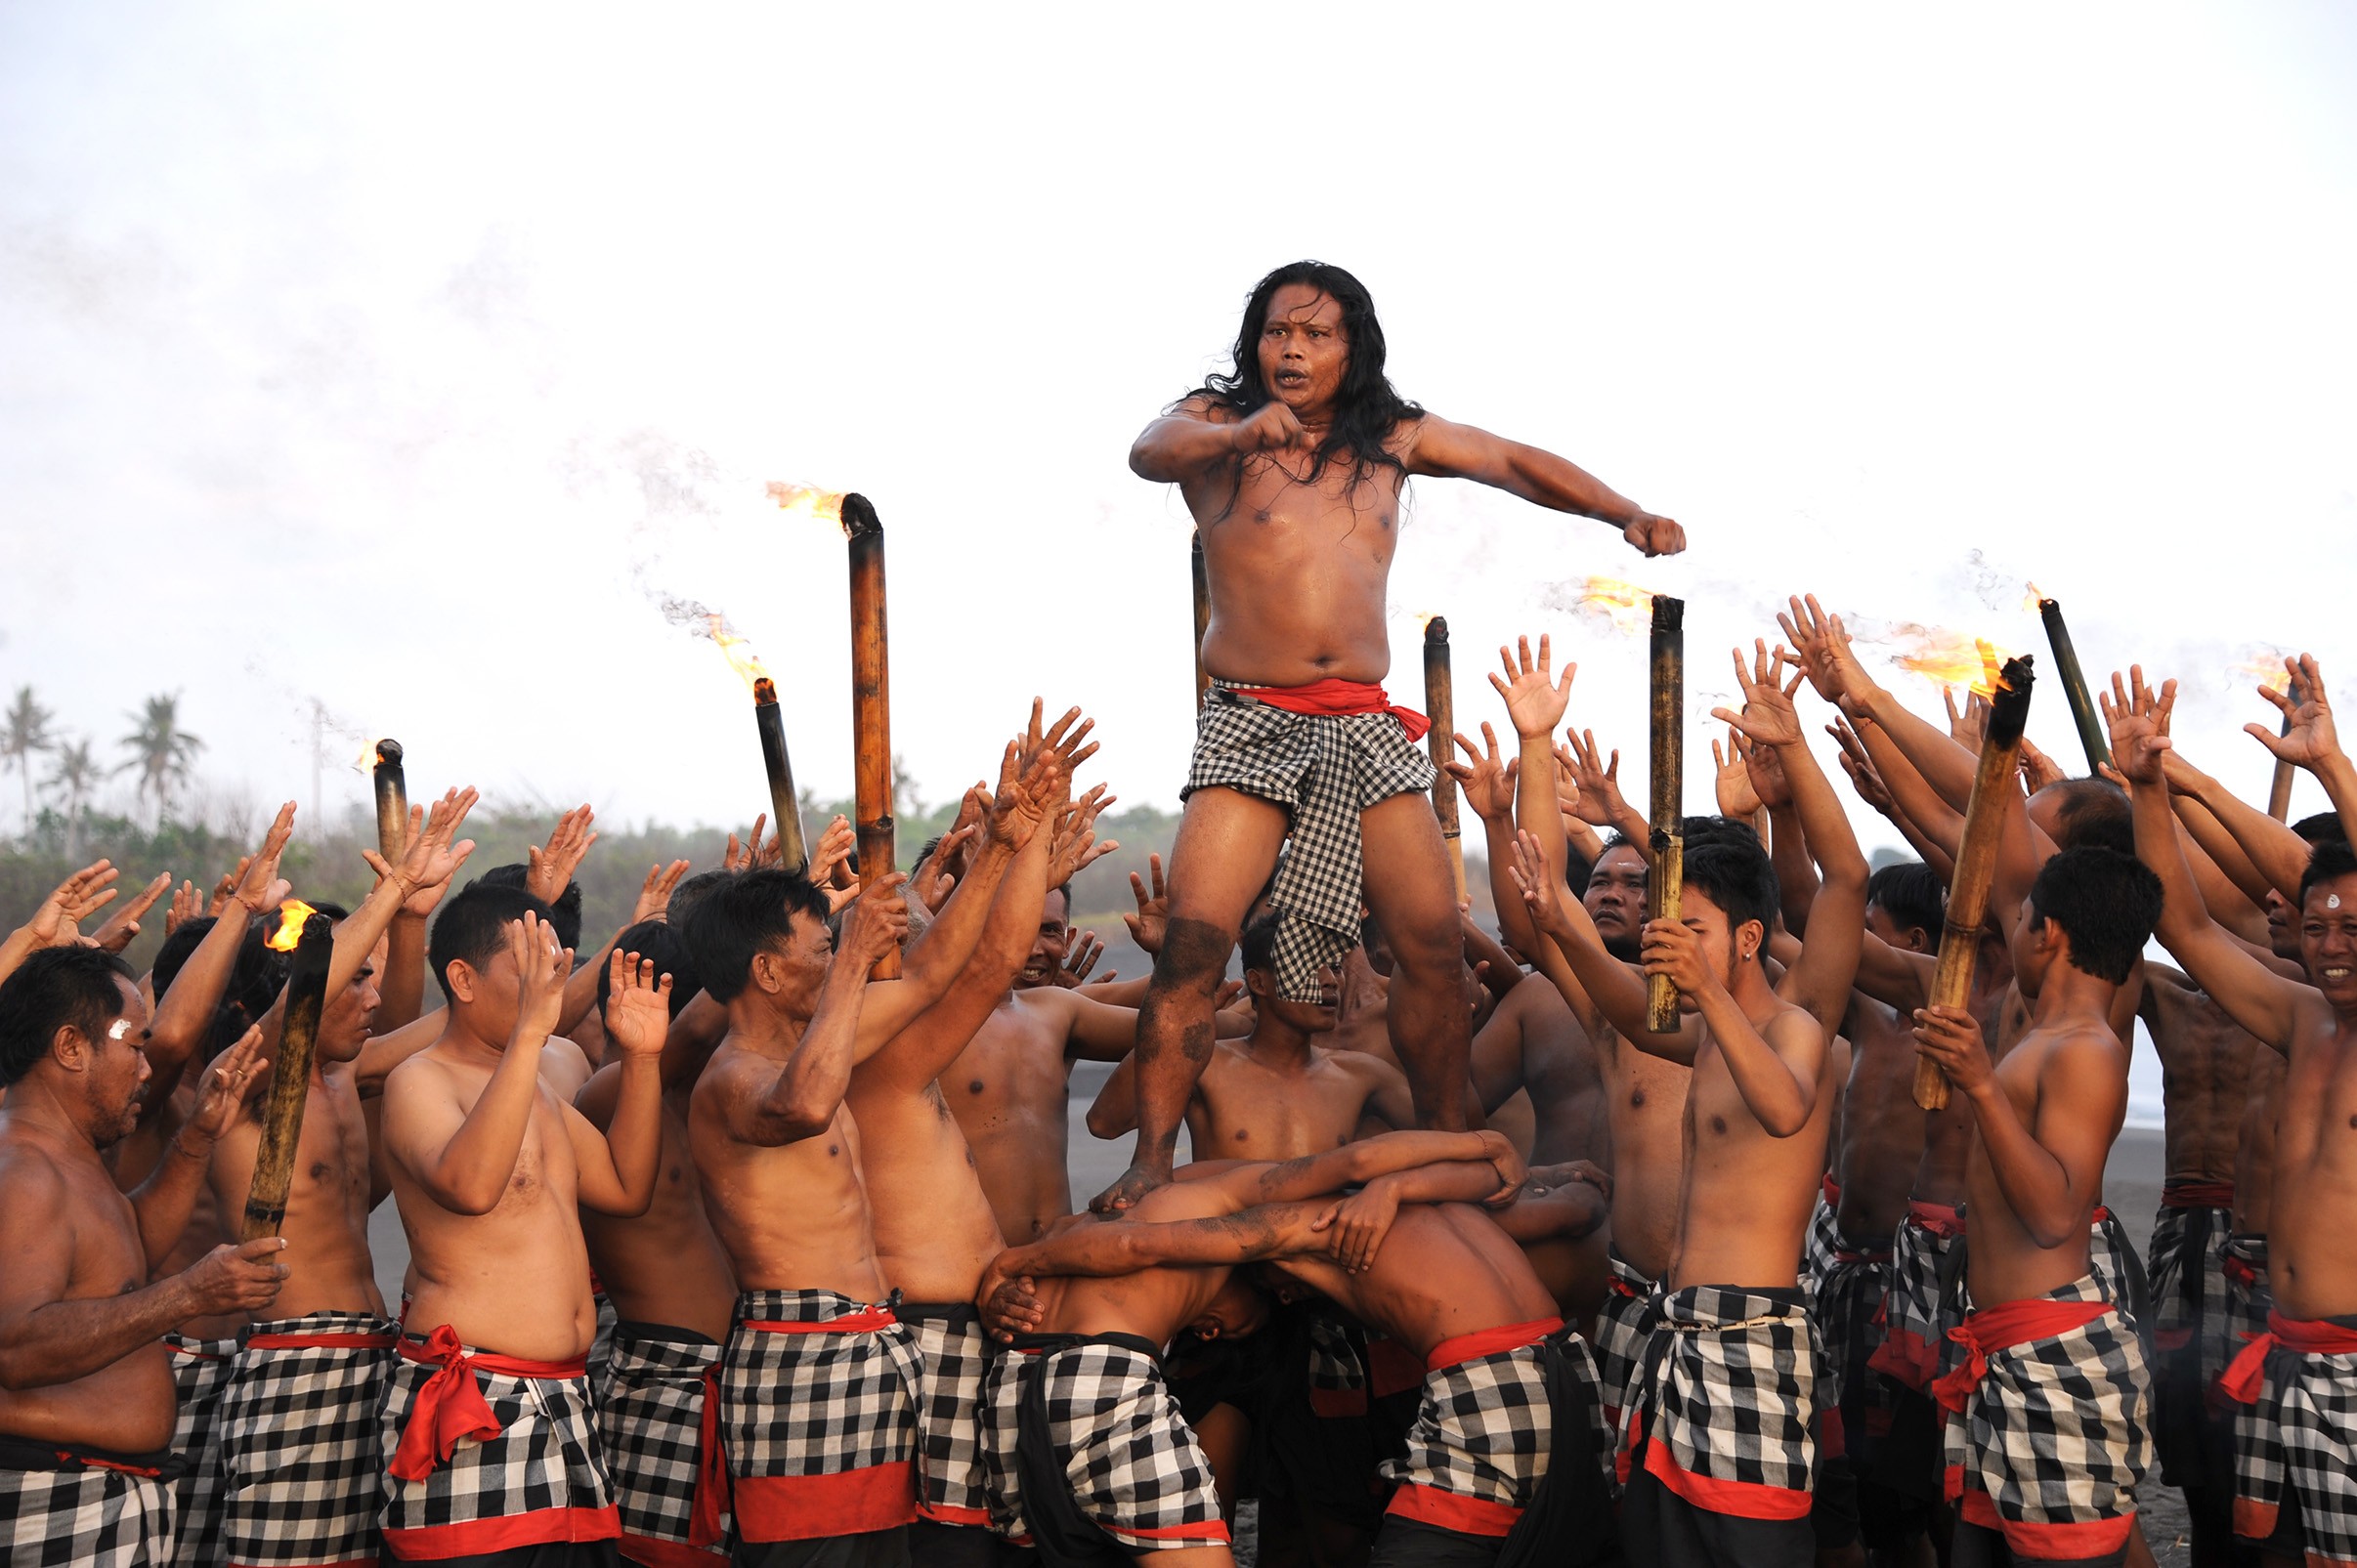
(1380, 908), (1464, 986)
(1150, 918), (1235, 995)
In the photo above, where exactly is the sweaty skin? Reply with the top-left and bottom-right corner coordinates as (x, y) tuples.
(2140, 965), (2259, 1189)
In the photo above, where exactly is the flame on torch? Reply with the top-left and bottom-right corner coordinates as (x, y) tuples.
(1848, 619), (2015, 696)
(707, 614), (773, 692)
(1548, 575), (1654, 637)
(2231, 653), (2293, 695)
(1412, 611), (1440, 634)
(2022, 582), (2047, 613)
(265, 898), (320, 954)
(768, 482), (848, 535)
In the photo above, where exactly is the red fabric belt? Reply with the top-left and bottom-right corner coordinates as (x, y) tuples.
(1821, 1173), (1841, 1206)
(1931, 1299), (2113, 1414)
(390, 1327), (587, 1482)
(2222, 1254), (2263, 1291)
(2220, 1311), (2357, 1404)
(738, 1306), (899, 1335)
(1425, 1318), (1562, 1372)
(1227, 679), (1431, 743)
(2163, 1179), (2235, 1209)
(693, 1306), (902, 1547)
(1907, 1201), (1965, 1239)
(1834, 1247), (1893, 1267)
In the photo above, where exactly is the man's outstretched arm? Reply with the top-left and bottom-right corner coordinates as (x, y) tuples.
(1404, 415), (1684, 557)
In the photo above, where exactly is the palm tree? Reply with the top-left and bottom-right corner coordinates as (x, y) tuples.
(45, 737), (101, 858)
(1, 686), (54, 836)
(117, 693), (203, 825)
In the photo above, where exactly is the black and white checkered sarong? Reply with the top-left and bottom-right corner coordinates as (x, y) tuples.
(595, 1321), (725, 1565)
(377, 1330), (617, 1557)
(2220, 1234), (2271, 1363)
(1937, 1274), (2149, 1557)
(166, 1332), (235, 1567)
(2226, 1310), (2357, 1563)
(0, 1439), (180, 1568)
(1802, 1178), (1840, 1300)
(1592, 1250), (1656, 1436)
(717, 1290), (921, 1544)
(2147, 1187), (2236, 1490)
(1384, 1319), (1612, 1535)
(1184, 681), (1435, 1001)
(899, 1301), (994, 1529)
(1627, 1286), (1817, 1515)
(1814, 1244), (1896, 1444)
(980, 1333), (1227, 1551)
(1869, 1205), (1964, 1393)
(217, 1312), (397, 1568)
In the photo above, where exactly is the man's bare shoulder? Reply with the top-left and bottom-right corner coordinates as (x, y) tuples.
(1320, 1045), (1408, 1088)
(0, 1129), (72, 1203)
(1166, 393), (1235, 425)
(381, 1038), (466, 1103)
(538, 1037), (593, 1097)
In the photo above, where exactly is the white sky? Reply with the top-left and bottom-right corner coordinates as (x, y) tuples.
(9, 5), (2354, 1125)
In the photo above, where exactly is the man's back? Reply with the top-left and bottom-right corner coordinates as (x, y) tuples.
(1275, 1203), (1558, 1356)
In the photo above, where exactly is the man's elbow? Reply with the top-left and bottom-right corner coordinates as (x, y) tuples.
(1085, 1104), (1134, 1140)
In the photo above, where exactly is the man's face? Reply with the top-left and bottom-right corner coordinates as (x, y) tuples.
(2266, 888), (2301, 960)
(1017, 889), (1070, 990)
(89, 978), (152, 1145)
(1187, 1275), (1272, 1341)
(1864, 902), (1931, 954)
(760, 909), (839, 1013)
(2007, 896), (2062, 998)
(1256, 284), (1349, 416)
(1585, 846), (1649, 962)
(1253, 965), (1340, 1034)
(2300, 875), (2357, 1008)
(318, 932), (385, 1065)
(451, 931), (526, 1047)
(1674, 890), (1744, 1006)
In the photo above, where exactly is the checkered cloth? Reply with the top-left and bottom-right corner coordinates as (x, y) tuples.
(980, 1332), (1227, 1555)
(165, 1331), (236, 1568)
(594, 1321), (726, 1567)
(2220, 1234), (2271, 1372)
(216, 1312), (397, 1568)
(377, 1326), (619, 1559)
(0, 1438), (182, 1568)
(1934, 1273), (2150, 1561)
(1814, 1242), (1897, 1462)
(2146, 1184), (2236, 1492)
(1305, 1313), (1369, 1418)
(899, 1301), (994, 1531)
(1382, 1319), (1610, 1542)
(2222, 1308), (2357, 1561)
(712, 1289), (921, 1546)
(1184, 680), (1435, 1001)
(1625, 1286), (1816, 1520)
(1802, 1176), (1841, 1300)
(1591, 1249), (1656, 1434)
(1867, 1203), (1965, 1393)
(2088, 1207), (2152, 1335)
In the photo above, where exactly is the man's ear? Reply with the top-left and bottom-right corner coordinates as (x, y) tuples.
(749, 950), (783, 997)
(1738, 918), (1767, 961)
(1244, 969), (1273, 1002)
(445, 959), (478, 1005)
(50, 1025), (90, 1075)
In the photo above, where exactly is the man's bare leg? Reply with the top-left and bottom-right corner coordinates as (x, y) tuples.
(1358, 792), (1471, 1130)
(1093, 787), (1290, 1211)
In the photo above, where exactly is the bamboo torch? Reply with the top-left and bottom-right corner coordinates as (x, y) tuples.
(842, 492), (901, 980)
(1646, 596), (1686, 1032)
(240, 902), (332, 1242)
(2268, 677), (2305, 823)
(1191, 531), (1212, 711)
(750, 680), (810, 874)
(2035, 597), (2110, 772)
(371, 740), (408, 862)
(1421, 616), (1467, 903)
(1915, 655), (2038, 1110)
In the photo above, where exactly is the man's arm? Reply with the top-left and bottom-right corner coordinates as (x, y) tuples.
(2245, 656), (2357, 851)
(565, 950), (671, 1216)
(1646, 916), (1822, 1137)
(334, 788), (479, 1002)
(978, 1200), (1337, 1304)
(1506, 828), (1698, 1060)
(1912, 1007), (2120, 1249)
(1129, 395), (1263, 482)
(1403, 414), (1685, 557)
(141, 804), (297, 1100)
(718, 882), (907, 1146)
(126, 1029), (266, 1268)
(0, 863), (123, 989)
(1225, 1127), (1519, 1208)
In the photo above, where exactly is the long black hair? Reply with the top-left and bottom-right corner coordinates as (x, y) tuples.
(1187, 261), (1424, 496)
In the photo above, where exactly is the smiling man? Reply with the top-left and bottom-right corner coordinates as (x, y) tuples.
(1100, 259), (1686, 1216)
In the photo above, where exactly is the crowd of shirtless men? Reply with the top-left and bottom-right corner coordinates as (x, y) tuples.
(4, 615), (2353, 1568)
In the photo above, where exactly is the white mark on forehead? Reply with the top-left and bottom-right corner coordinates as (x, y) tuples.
(2331, 894), (2343, 911)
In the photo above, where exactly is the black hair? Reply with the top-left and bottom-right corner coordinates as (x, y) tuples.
(680, 869), (830, 1003)
(0, 947), (137, 1086)
(428, 882), (559, 1004)
(2027, 846), (2163, 985)
(1187, 261), (1424, 500)
(2041, 779), (2136, 858)
(1240, 910), (1281, 975)
(152, 917), (214, 1000)
(1866, 861), (1947, 941)
(595, 918), (702, 1020)
(667, 869), (735, 928)
(475, 863), (582, 950)
(1045, 882), (1073, 924)
(2292, 811), (2350, 847)
(2300, 838), (2357, 911)
(1681, 832), (1780, 940)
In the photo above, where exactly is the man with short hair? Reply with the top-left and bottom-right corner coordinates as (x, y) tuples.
(0, 947), (286, 1567)
(1100, 260), (1685, 1214)
(375, 886), (670, 1561)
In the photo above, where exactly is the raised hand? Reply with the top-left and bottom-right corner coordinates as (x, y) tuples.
(1047, 785), (1120, 885)
(1640, 917), (1717, 999)
(1559, 730), (1629, 827)
(1231, 400), (1309, 455)
(526, 805), (597, 903)
(2017, 737), (2069, 796)
(508, 912), (572, 1045)
(911, 825), (978, 911)
(2248, 654), (2341, 772)
(185, 1025), (267, 1141)
(1826, 717), (1897, 819)
(1623, 512), (1686, 559)
(1445, 725), (1521, 825)
(207, 866), (241, 917)
(1777, 593), (1871, 707)
(2098, 666), (2176, 786)
(1712, 639), (1807, 750)
(837, 873), (913, 969)
(230, 804), (299, 917)
(363, 787), (480, 915)
(1124, 853), (1169, 955)
(722, 815), (767, 873)
(163, 879), (202, 939)
(1713, 732), (1763, 820)
(1057, 932), (1106, 988)
(603, 951), (675, 1058)
(1486, 635), (1576, 741)
(1504, 828), (1571, 940)
(631, 860), (693, 924)
(1945, 687), (1992, 751)
(88, 871), (172, 954)
(806, 815), (856, 892)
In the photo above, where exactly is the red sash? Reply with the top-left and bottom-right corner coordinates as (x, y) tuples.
(2218, 1311), (2357, 1404)
(2162, 1178), (2235, 1209)
(389, 1327), (586, 1482)
(1907, 1200), (1965, 1239)
(1930, 1299), (2112, 1413)
(1230, 679), (1431, 743)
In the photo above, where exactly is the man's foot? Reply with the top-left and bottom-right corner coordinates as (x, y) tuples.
(1091, 1163), (1172, 1214)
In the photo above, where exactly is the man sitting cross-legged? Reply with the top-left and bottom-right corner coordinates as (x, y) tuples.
(971, 1130), (1523, 1568)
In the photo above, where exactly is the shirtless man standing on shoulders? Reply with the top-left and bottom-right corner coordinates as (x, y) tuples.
(1101, 259), (1685, 1211)
(0, 948), (284, 1567)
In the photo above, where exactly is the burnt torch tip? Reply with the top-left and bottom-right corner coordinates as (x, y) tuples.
(752, 677), (779, 706)
(1424, 615), (1449, 645)
(1650, 594), (1685, 633)
(373, 739), (404, 769)
(839, 492), (882, 539)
